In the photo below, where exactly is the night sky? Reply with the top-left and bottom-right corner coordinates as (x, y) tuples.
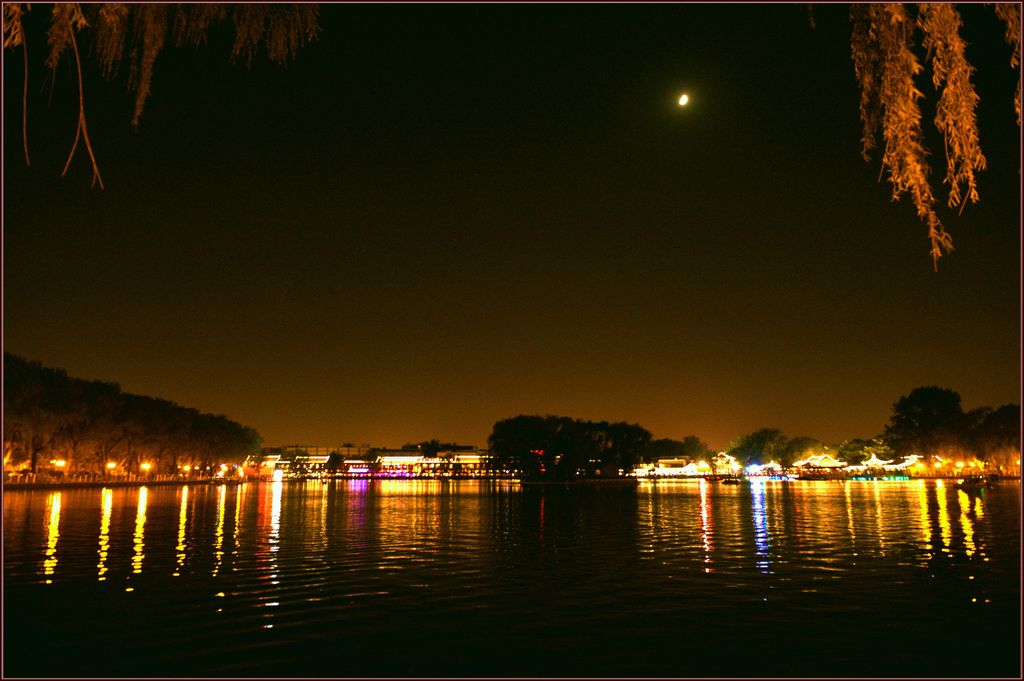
(4, 4), (1020, 450)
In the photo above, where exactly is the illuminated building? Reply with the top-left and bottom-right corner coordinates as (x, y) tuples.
(247, 444), (492, 479)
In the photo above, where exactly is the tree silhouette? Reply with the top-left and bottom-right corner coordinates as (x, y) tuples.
(3, 353), (262, 477)
(883, 385), (965, 457)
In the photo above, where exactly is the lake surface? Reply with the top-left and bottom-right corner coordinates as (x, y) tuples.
(4, 479), (1020, 677)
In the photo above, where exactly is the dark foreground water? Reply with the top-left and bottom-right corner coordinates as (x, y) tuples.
(4, 479), (1020, 678)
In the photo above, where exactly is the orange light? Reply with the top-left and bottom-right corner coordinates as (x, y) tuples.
(140, 462), (152, 472)
(51, 460), (66, 468)
(183, 465), (192, 473)
(106, 462), (117, 470)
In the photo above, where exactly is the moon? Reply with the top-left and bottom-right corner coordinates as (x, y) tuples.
(678, 93), (690, 106)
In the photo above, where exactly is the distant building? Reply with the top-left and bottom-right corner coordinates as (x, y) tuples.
(791, 454), (846, 469)
(247, 444), (491, 479)
(712, 452), (741, 475)
(373, 448), (490, 478)
(246, 446), (333, 479)
(634, 457), (712, 478)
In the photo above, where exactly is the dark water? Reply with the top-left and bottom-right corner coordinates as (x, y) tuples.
(4, 479), (1020, 677)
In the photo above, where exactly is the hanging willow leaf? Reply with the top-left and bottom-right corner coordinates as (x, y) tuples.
(231, 4), (319, 66)
(850, 6), (882, 161)
(127, 4), (169, 129)
(919, 3), (986, 213)
(852, 4), (952, 268)
(994, 3), (1021, 125)
(4, 3), (31, 165)
(94, 3), (129, 78)
(3, 3), (320, 187)
(171, 4), (228, 49)
(46, 3), (88, 70)
(3, 3), (26, 49)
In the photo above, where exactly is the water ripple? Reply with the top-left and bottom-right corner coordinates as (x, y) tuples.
(3, 479), (1019, 678)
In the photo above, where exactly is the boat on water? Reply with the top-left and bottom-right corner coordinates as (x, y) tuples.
(956, 474), (996, 490)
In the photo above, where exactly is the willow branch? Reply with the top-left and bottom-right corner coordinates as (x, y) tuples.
(60, 29), (104, 189)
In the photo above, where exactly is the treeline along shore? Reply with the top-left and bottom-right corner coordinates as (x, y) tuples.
(486, 392), (1020, 481)
(4, 354), (1020, 486)
(4, 353), (260, 481)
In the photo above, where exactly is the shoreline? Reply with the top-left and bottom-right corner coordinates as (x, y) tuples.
(4, 474), (1017, 491)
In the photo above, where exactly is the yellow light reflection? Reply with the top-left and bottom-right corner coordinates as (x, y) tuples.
(213, 483), (226, 576)
(270, 479), (282, 553)
(233, 483), (245, 565)
(97, 488), (113, 580)
(174, 486), (188, 576)
(936, 481), (951, 553)
(261, 480), (284, 616)
(42, 492), (62, 582)
(917, 480), (931, 562)
(873, 481), (885, 555)
(974, 496), (984, 518)
(320, 481), (329, 552)
(132, 486), (148, 574)
(844, 480), (856, 547)
(957, 490), (976, 557)
(699, 478), (713, 573)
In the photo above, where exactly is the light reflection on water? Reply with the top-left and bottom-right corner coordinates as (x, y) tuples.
(41, 492), (61, 582)
(937, 479), (952, 552)
(959, 489), (976, 558)
(213, 484), (226, 576)
(750, 479), (769, 573)
(97, 488), (112, 580)
(699, 478), (712, 572)
(10, 480), (1012, 587)
(917, 480), (932, 564)
(3, 479), (1019, 678)
(173, 486), (187, 577)
(131, 486), (147, 575)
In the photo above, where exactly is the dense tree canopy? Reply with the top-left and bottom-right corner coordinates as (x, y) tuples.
(726, 428), (789, 466)
(882, 385), (1020, 468)
(3, 353), (262, 475)
(645, 435), (709, 462)
(488, 415), (651, 481)
(883, 385), (966, 456)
